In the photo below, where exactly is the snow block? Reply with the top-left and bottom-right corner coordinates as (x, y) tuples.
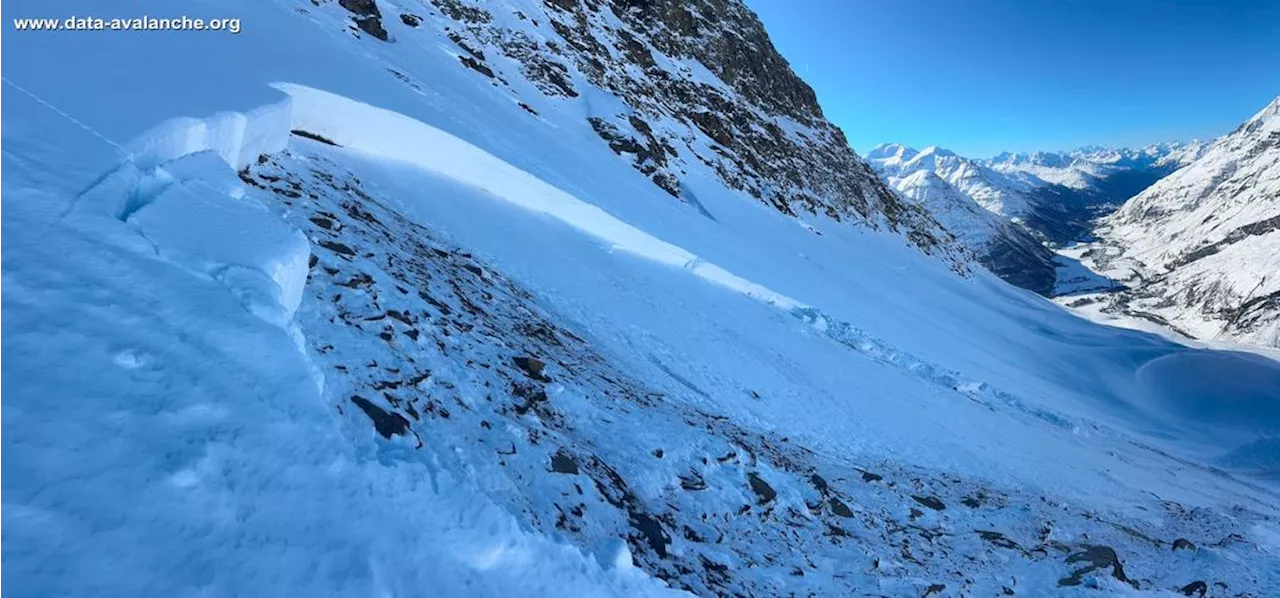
(126, 93), (293, 172)
(126, 152), (311, 324)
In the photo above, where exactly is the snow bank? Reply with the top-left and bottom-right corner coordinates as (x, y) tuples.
(126, 152), (311, 325)
(69, 92), (310, 347)
(274, 83), (804, 311)
(126, 93), (293, 172)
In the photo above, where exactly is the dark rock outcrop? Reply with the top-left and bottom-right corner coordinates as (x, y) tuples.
(339, 0), (389, 41)
(1058, 545), (1133, 587)
(425, 0), (962, 264)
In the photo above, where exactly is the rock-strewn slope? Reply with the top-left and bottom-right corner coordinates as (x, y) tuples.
(236, 140), (1278, 596)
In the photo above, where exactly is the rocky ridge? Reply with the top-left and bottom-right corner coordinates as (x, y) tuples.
(334, 0), (963, 264)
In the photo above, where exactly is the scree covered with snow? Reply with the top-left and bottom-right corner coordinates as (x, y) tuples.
(4, 0), (1280, 596)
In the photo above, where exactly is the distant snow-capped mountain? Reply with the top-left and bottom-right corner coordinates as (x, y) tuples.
(870, 144), (1037, 217)
(1070, 97), (1280, 346)
(988, 141), (1207, 191)
(868, 145), (1057, 294)
(867, 139), (1213, 296)
(987, 142), (1208, 212)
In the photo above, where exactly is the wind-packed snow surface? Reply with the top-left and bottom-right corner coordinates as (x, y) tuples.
(5, 0), (1280, 596)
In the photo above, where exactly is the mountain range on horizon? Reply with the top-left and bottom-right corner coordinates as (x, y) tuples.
(866, 97), (1278, 346)
(864, 139), (1202, 296)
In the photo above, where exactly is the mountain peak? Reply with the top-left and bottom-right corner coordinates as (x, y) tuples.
(866, 142), (918, 161)
(1243, 95), (1280, 132)
(919, 145), (956, 158)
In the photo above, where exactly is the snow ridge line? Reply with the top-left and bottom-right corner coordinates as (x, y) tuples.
(791, 307), (1081, 432)
(270, 83), (1086, 436)
(274, 82), (806, 311)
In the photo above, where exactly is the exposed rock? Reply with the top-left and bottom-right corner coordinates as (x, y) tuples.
(430, 0), (491, 23)
(1172, 538), (1196, 551)
(1178, 581), (1208, 597)
(911, 495), (945, 511)
(459, 55), (495, 78)
(679, 471), (707, 491)
(339, 0), (389, 41)
(513, 355), (549, 380)
(629, 511), (670, 558)
(291, 129), (340, 146)
(317, 240), (357, 257)
(400, 12), (421, 27)
(829, 498), (854, 518)
(976, 530), (1025, 554)
(1058, 545), (1132, 587)
(350, 395), (411, 439)
(747, 472), (776, 504)
(550, 449), (580, 474)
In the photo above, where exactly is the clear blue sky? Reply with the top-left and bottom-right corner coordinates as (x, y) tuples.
(748, 0), (1280, 158)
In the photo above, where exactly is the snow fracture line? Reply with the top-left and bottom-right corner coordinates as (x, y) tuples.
(2, 76), (131, 155)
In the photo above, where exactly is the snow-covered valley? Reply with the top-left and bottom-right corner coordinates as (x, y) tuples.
(4, 0), (1280, 596)
(864, 141), (1210, 298)
(1060, 99), (1280, 348)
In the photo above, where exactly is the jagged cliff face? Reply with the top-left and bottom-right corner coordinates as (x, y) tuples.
(1077, 97), (1280, 346)
(381, 0), (959, 259)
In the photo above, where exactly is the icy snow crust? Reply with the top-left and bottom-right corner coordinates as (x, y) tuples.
(4, 0), (1280, 595)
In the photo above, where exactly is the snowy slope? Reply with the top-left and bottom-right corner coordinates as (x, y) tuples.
(1067, 97), (1280, 347)
(5, 0), (1280, 597)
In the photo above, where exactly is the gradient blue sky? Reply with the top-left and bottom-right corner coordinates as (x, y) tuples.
(748, 0), (1280, 158)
